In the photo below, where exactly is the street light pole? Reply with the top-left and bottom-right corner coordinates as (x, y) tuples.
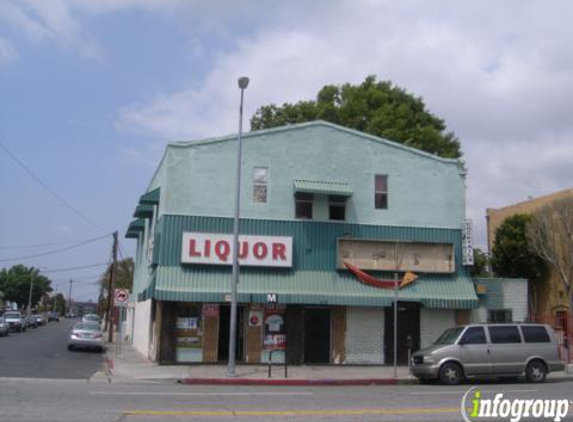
(228, 76), (249, 377)
(27, 270), (35, 317)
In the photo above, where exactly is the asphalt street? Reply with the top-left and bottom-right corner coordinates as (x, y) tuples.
(0, 317), (104, 379)
(1, 378), (572, 422)
(1, 323), (572, 422)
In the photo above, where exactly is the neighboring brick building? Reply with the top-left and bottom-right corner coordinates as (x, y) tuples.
(125, 121), (525, 366)
(486, 188), (573, 320)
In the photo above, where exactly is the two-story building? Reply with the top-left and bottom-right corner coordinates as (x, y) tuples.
(125, 121), (482, 365)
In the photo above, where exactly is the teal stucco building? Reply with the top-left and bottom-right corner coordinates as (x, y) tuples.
(126, 121), (483, 365)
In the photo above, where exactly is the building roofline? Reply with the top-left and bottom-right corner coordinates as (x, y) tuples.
(486, 187), (573, 214)
(167, 120), (463, 166)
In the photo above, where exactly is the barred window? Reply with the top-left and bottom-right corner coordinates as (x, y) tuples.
(253, 167), (268, 204)
(375, 175), (388, 209)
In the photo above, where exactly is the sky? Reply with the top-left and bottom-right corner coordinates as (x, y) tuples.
(1, 0), (572, 303)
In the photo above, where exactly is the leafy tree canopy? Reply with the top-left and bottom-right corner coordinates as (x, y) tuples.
(98, 258), (134, 313)
(0, 265), (52, 309)
(491, 214), (547, 282)
(250, 75), (462, 159)
(470, 248), (490, 278)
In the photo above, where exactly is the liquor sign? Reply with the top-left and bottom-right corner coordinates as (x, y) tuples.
(181, 232), (293, 267)
(462, 219), (474, 266)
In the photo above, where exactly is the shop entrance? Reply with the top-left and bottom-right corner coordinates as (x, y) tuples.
(218, 305), (245, 362)
(304, 308), (331, 363)
(384, 302), (420, 365)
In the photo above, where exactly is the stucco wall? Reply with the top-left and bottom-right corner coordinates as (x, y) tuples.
(471, 278), (528, 323)
(133, 299), (152, 358)
(158, 122), (465, 229)
(345, 307), (385, 364)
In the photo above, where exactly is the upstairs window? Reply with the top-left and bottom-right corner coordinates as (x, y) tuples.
(374, 175), (388, 209)
(295, 192), (313, 219)
(253, 167), (268, 204)
(329, 195), (346, 221)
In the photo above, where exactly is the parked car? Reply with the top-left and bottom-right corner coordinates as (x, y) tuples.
(81, 314), (101, 324)
(29, 313), (46, 326)
(411, 323), (564, 385)
(0, 316), (9, 337)
(25, 315), (38, 328)
(4, 311), (26, 332)
(68, 322), (105, 352)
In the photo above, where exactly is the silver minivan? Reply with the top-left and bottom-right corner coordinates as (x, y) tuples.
(411, 323), (564, 385)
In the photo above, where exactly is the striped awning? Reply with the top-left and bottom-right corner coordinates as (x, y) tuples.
(293, 180), (353, 197)
(125, 219), (145, 239)
(133, 204), (154, 219)
(139, 188), (160, 205)
(147, 266), (478, 309)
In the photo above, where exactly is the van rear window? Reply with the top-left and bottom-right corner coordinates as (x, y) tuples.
(489, 326), (521, 343)
(521, 326), (551, 343)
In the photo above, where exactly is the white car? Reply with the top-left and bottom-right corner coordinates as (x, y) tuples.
(68, 322), (104, 352)
(0, 316), (9, 337)
(82, 314), (101, 324)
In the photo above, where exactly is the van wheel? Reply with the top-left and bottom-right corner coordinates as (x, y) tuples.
(525, 361), (547, 383)
(439, 362), (463, 385)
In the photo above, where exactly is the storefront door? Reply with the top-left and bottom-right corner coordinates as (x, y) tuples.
(304, 308), (331, 364)
(218, 305), (245, 362)
(384, 302), (420, 365)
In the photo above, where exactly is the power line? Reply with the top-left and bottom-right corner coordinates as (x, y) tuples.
(0, 238), (99, 250)
(0, 233), (111, 262)
(42, 263), (109, 273)
(0, 141), (105, 230)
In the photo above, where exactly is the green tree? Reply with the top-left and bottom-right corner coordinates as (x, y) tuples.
(0, 265), (52, 310)
(470, 248), (490, 277)
(98, 258), (134, 313)
(52, 293), (66, 316)
(491, 214), (547, 282)
(251, 75), (462, 159)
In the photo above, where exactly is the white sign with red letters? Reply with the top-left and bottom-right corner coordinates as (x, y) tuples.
(181, 232), (293, 268)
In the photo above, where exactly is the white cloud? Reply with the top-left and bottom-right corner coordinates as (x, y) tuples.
(115, 0), (573, 250)
(0, 38), (17, 65)
(3, 0), (572, 250)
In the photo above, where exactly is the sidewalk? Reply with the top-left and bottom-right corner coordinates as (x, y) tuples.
(100, 340), (416, 386)
(98, 340), (573, 386)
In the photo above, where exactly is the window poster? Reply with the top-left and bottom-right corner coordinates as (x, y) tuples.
(176, 304), (203, 362)
(263, 307), (286, 350)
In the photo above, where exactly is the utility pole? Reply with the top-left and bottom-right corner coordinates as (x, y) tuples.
(67, 279), (73, 316)
(107, 231), (118, 343)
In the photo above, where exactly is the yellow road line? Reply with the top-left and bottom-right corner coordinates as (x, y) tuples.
(125, 407), (461, 417)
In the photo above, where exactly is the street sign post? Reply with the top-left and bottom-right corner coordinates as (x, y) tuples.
(114, 288), (129, 308)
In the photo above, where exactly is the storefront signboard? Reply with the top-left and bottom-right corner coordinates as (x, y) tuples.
(462, 219), (474, 266)
(202, 304), (220, 317)
(181, 232), (293, 267)
(338, 238), (455, 273)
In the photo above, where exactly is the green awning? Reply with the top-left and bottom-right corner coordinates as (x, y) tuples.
(125, 219), (145, 239)
(138, 278), (156, 302)
(139, 188), (160, 204)
(149, 266), (478, 309)
(133, 204), (154, 219)
(293, 180), (353, 197)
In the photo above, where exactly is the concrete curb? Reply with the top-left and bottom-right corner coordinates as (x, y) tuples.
(179, 377), (418, 386)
